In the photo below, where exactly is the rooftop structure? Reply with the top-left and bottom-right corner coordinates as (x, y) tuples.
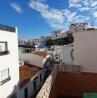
(69, 23), (88, 33)
(51, 31), (67, 40)
(0, 24), (16, 32)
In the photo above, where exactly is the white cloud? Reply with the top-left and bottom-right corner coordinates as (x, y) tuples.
(29, 1), (48, 11)
(82, 0), (89, 6)
(75, 15), (90, 23)
(80, 7), (90, 12)
(91, 1), (97, 7)
(93, 12), (97, 17)
(10, 3), (23, 14)
(28, 1), (66, 30)
(66, 12), (77, 22)
(28, 0), (95, 30)
(69, 0), (82, 8)
(69, 0), (97, 11)
(69, 0), (97, 20)
(69, 3), (81, 8)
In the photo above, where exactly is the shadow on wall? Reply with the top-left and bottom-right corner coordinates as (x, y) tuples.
(7, 81), (19, 98)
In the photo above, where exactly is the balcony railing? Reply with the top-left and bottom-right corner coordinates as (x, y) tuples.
(36, 64), (59, 98)
(59, 65), (82, 72)
(0, 50), (10, 56)
(0, 76), (11, 85)
(0, 24), (15, 32)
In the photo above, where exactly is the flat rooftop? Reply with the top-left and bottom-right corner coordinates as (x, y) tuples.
(19, 63), (41, 87)
(0, 24), (15, 32)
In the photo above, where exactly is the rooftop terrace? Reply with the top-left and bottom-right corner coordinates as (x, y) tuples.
(0, 24), (16, 32)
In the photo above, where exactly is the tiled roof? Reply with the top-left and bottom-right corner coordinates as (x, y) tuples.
(19, 63), (41, 87)
(33, 50), (48, 57)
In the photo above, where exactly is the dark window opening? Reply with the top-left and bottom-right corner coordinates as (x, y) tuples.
(0, 42), (9, 56)
(40, 74), (42, 82)
(33, 81), (36, 92)
(24, 87), (28, 98)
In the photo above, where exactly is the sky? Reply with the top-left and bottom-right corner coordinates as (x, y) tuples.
(0, 0), (97, 39)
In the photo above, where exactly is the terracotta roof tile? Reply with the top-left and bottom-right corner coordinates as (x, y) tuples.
(33, 50), (48, 57)
(19, 64), (41, 87)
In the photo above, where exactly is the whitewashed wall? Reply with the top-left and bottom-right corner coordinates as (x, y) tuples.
(19, 53), (44, 68)
(17, 70), (46, 98)
(61, 45), (73, 65)
(74, 30), (97, 72)
(0, 29), (19, 98)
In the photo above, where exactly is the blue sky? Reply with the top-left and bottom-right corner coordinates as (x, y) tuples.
(0, 0), (97, 39)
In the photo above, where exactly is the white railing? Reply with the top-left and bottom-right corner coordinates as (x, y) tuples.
(36, 64), (58, 98)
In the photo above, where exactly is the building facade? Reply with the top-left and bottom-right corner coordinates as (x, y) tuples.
(69, 23), (88, 33)
(73, 29), (97, 72)
(0, 24), (19, 98)
(51, 31), (67, 40)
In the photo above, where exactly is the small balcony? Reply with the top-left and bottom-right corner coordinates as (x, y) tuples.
(0, 50), (10, 56)
(0, 76), (11, 85)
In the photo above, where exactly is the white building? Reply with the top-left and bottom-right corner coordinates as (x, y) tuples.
(49, 45), (73, 65)
(61, 44), (74, 65)
(18, 63), (46, 98)
(0, 24), (19, 98)
(18, 50), (51, 98)
(19, 50), (50, 68)
(51, 31), (67, 40)
(73, 29), (97, 73)
(69, 23), (88, 33)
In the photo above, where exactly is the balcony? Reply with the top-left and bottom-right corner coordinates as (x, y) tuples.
(0, 50), (10, 56)
(0, 76), (11, 85)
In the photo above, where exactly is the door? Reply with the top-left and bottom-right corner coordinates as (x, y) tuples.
(33, 81), (36, 92)
(24, 87), (28, 98)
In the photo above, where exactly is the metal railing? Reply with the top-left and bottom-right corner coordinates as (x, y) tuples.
(0, 24), (15, 32)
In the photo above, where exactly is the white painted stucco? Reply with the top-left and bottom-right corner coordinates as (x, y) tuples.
(61, 45), (73, 65)
(74, 30), (97, 72)
(19, 53), (45, 68)
(51, 32), (67, 40)
(0, 28), (19, 98)
(17, 69), (46, 98)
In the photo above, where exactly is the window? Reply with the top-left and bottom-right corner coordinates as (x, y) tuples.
(40, 74), (42, 82)
(33, 81), (36, 92)
(0, 68), (11, 85)
(0, 42), (9, 56)
(71, 49), (74, 61)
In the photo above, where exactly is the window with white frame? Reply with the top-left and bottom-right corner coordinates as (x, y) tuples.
(0, 68), (11, 85)
(0, 42), (9, 55)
